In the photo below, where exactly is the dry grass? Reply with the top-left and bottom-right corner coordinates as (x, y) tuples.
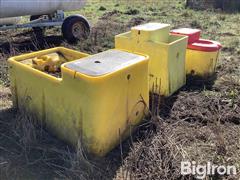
(0, 1), (240, 179)
(116, 87), (240, 179)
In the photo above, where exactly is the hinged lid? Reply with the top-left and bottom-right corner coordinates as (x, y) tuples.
(64, 49), (146, 77)
(188, 39), (222, 52)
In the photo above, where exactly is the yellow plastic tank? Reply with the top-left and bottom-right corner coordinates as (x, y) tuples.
(115, 23), (188, 96)
(186, 49), (220, 76)
(8, 47), (149, 156)
(171, 28), (222, 77)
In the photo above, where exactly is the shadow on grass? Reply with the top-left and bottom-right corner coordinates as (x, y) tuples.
(184, 73), (217, 91)
(158, 73), (217, 119)
(159, 94), (179, 119)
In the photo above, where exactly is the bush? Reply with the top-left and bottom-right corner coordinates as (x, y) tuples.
(99, 6), (107, 11)
(125, 8), (140, 15)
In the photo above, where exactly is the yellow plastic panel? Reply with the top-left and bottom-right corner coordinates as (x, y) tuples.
(186, 49), (220, 77)
(115, 23), (188, 96)
(131, 23), (170, 43)
(8, 48), (149, 156)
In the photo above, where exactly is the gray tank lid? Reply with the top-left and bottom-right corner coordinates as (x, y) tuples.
(64, 49), (146, 77)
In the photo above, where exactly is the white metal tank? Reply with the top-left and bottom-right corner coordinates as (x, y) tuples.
(0, 17), (22, 25)
(0, 0), (86, 18)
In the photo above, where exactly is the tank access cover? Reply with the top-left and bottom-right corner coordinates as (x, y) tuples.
(65, 49), (146, 77)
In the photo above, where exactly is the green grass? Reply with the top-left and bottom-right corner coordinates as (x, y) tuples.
(64, 0), (240, 54)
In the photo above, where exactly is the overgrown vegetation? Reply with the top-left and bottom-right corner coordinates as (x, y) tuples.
(0, 0), (240, 179)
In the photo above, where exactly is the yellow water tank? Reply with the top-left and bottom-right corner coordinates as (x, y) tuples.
(185, 48), (221, 76)
(115, 23), (188, 96)
(8, 47), (149, 156)
(171, 28), (222, 77)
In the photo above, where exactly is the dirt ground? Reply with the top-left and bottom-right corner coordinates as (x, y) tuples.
(0, 1), (240, 179)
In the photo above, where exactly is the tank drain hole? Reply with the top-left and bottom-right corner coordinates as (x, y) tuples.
(136, 111), (139, 116)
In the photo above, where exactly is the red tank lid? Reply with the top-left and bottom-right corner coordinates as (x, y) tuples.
(188, 39), (222, 52)
(171, 28), (201, 44)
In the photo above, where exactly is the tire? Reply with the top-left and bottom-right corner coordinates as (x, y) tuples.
(62, 15), (90, 43)
(30, 15), (46, 36)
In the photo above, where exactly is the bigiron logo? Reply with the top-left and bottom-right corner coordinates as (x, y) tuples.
(181, 161), (237, 179)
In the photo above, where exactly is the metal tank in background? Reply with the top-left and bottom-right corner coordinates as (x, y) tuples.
(0, 0), (90, 42)
(0, 0), (86, 18)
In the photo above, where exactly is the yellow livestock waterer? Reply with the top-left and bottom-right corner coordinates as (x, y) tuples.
(115, 23), (188, 96)
(171, 28), (222, 77)
(8, 47), (149, 156)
